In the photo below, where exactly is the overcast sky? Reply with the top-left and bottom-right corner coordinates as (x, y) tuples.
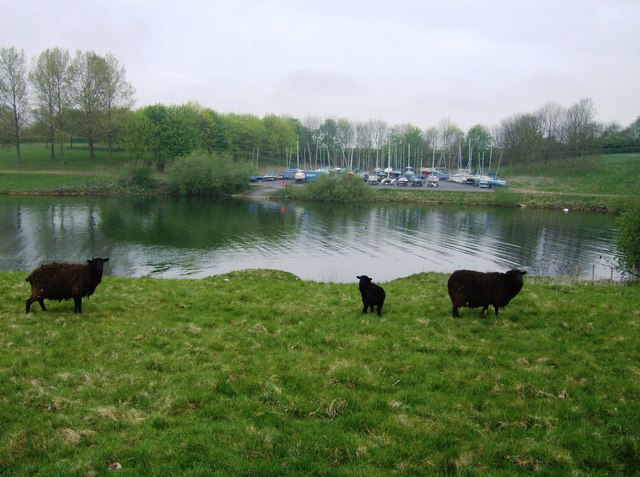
(3, 0), (639, 131)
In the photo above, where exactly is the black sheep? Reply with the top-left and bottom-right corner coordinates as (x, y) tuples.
(447, 269), (526, 318)
(356, 275), (386, 317)
(25, 258), (109, 314)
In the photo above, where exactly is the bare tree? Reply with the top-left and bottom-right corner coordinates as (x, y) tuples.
(369, 119), (389, 169)
(537, 101), (565, 160)
(355, 121), (372, 170)
(0, 47), (29, 160)
(335, 117), (355, 168)
(496, 113), (544, 166)
(563, 98), (598, 157)
(30, 47), (72, 162)
(302, 115), (322, 167)
(438, 119), (464, 170)
(422, 126), (439, 167)
(103, 53), (135, 161)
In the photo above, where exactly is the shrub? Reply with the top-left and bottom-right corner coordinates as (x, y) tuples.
(118, 161), (158, 190)
(297, 173), (373, 202)
(616, 196), (640, 278)
(165, 151), (253, 196)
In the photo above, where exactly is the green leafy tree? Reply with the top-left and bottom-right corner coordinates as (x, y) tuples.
(103, 53), (135, 162)
(69, 50), (109, 158)
(467, 124), (493, 171)
(29, 47), (72, 162)
(119, 109), (157, 160)
(224, 113), (265, 161)
(262, 114), (296, 161)
(0, 47), (29, 160)
(142, 103), (200, 165)
(197, 107), (229, 155)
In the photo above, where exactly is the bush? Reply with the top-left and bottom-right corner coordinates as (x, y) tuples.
(616, 196), (640, 278)
(166, 151), (253, 196)
(118, 161), (158, 190)
(297, 173), (373, 202)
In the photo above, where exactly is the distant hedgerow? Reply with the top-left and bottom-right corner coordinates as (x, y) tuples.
(166, 151), (253, 196)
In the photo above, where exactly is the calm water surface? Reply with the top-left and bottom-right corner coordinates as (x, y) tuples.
(0, 195), (618, 282)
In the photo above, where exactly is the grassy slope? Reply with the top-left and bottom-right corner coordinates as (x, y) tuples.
(1, 270), (638, 475)
(504, 153), (640, 195)
(0, 144), (127, 193)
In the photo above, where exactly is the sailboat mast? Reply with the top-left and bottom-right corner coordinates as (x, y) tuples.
(431, 138), (436, 169)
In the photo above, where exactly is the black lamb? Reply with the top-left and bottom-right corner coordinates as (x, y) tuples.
(447, 269), (526, 318)
(356, 275), (386, 317)
(25, 258), (110, 314)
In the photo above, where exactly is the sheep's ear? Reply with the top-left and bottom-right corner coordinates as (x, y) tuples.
(87, 259), (92, 264)
(521, 270), (527, 275)
(356, 276), (361, 279)
(103, 258), (110, 262)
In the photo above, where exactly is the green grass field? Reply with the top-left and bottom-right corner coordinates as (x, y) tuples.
(1, 270), (638, 475)
(0, 143), (133, 171)
(504, 153), (640, 196)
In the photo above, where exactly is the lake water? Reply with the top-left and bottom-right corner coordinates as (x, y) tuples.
(0, 195), (619, 283)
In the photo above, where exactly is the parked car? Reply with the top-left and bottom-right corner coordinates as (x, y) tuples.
(367, 174), (380, 185)
(283, 168), (303, 180)
(250, 176), (262, 183)
(261, 172), (281, 181)
(409, 175), (425, 186)
(427, 175), (440, 187)
(395, 176), (409, 186)
(380, 177), (394, 185)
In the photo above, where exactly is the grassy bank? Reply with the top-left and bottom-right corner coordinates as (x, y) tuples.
(272, 184), (620, 212)
(1, 270), (638, 475)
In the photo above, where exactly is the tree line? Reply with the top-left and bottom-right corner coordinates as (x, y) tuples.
(2, 46), (639, 172)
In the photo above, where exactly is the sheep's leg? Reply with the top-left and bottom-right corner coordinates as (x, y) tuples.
(452, 306), (460, 318)
(38, 299), (46, 311)
(25, 298), (33, 313)
(494, 306), (499, 316)
(481, 305), (489, 316)
(74, 297), (82, 314)
(376, 305), (382, 317)
(362, 303), (368, 314)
